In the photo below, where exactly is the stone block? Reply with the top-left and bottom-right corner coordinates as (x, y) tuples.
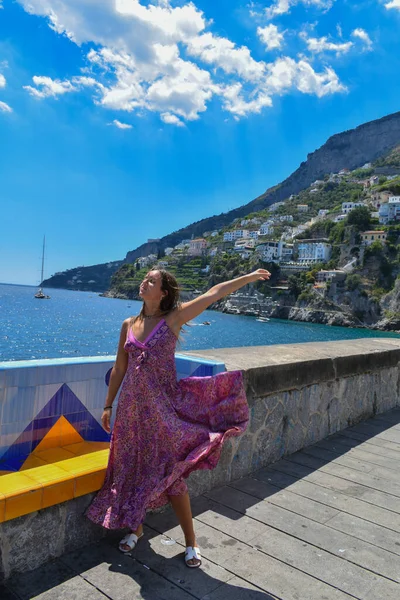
(334, 347), (400, 378)
(230, 434), (254, 481)
(1, 506), (65, 578)
(64, 495), (106, 553)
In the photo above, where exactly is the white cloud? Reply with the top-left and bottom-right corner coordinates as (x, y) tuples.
(187, 32), (265, 81)
(0, 100), (12, 113)
(0, 74), (6, 88)
(385, 0), (400, 10)
(18, 0), (346, 121)
(23, 75), (76, 98)
(265, 56), (345, 96)
(265, 0), (334, 20)
(160, 112), (185, 126)
(352, 28), (372, 50)
(222, 83), (272, 117)
(302, 34), (353, 54)
(257, 24), (284, 50)
(111, 119), (132, 129)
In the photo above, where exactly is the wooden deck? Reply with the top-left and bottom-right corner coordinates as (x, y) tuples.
(3, 408), (400, 600)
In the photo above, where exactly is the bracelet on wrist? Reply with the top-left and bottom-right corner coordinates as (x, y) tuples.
(103, 406), (113, 411)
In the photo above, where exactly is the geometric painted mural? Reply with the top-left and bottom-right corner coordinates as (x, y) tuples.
(0, 383), (110, 473)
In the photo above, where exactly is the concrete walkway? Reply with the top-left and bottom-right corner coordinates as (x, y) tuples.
(2, 408), (400, 600)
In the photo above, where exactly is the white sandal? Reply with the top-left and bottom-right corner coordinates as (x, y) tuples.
(185, 546), (202, 568)
(119, 532), (144, 553)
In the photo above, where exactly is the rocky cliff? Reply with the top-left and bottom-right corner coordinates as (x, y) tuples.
(44, 110), (400, 290)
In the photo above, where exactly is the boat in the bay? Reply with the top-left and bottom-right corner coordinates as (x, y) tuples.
(34, 236), (51, 299)
(256, 316), (270, 322)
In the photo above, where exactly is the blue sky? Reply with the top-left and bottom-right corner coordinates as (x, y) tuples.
(0, 0), (399, 285)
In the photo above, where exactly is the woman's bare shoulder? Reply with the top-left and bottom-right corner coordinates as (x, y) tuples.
(121, 317), (134, 330)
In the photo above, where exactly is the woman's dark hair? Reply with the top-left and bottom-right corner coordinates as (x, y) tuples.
(136, 268), (181, 321)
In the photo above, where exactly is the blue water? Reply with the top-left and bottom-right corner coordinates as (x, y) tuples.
(1, 283), (399, 362)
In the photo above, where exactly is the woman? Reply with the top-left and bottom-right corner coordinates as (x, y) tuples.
(86, 267), (270, 568)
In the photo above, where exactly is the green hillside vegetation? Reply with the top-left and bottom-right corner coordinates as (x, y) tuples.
(374, 176), (400, 196)
(373, 145), (400, 168)
(110, 257), (212, 298)
(108, 164), (400, 330)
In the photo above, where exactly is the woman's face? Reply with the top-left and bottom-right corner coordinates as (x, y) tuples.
(139, 270), (166, 304)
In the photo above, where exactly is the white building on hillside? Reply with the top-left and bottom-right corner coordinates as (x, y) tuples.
(316, 270), (346, 283)
(269, 201), (286, 212)
(342, 202), (365, 214)
(379, 196), (400, 224)
(164, 247), (174, 256)
(272, 214), (293, 223)
(255, 241), (293, 263)
(257, 241), (280, 261)
(223, 229), (249, 242)
(312, 180), (324, 188)
(137, 256), (151, 268)
(259, 222), (274, 236)
(248, 231), (259, 239)
(297, 240), (332, 264)
(297, 204), (309, 212)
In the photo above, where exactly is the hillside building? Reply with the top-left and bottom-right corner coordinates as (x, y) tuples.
(316, 270), (346, 283)
(341, 202), (365, 214)
(188, 238), (207, 256)
(360, 231), (387, 245)
(296, 239), (332, 264)
(379, 197), (400, 224)
(223, 229), (249, 242)
(259, 222), (274, 236)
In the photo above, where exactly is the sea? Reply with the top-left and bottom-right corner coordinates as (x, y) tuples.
(1, 283), (399, 362)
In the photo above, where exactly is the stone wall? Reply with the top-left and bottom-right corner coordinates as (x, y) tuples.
(1, 338), (400, 579)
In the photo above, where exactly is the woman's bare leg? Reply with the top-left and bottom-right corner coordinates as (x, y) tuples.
(169, 492), (200, 566)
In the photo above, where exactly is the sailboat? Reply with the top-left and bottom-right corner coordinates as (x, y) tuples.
(34, 236), (51, 299)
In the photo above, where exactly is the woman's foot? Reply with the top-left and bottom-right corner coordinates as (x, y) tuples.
(119, 527), (143, 553)
(185, 546), (202, 568)
(184, 537), (201, 567)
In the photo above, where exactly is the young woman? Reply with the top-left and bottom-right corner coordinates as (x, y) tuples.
(86, 267), (271, 567)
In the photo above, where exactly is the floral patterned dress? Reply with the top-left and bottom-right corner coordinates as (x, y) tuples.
(86, 318), (249, 531)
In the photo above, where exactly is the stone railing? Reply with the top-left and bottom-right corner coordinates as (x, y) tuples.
(1, 338), (399, 579)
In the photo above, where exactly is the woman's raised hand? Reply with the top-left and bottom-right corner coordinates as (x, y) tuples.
(249, 268), (271, 281)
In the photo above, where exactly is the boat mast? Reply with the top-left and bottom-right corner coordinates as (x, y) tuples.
(40, 236), (45, 284)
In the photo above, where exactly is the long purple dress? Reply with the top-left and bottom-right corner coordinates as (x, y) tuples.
(86, 318), (249, 531)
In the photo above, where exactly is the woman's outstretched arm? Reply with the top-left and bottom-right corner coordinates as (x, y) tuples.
(174, 268), (271, 327)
